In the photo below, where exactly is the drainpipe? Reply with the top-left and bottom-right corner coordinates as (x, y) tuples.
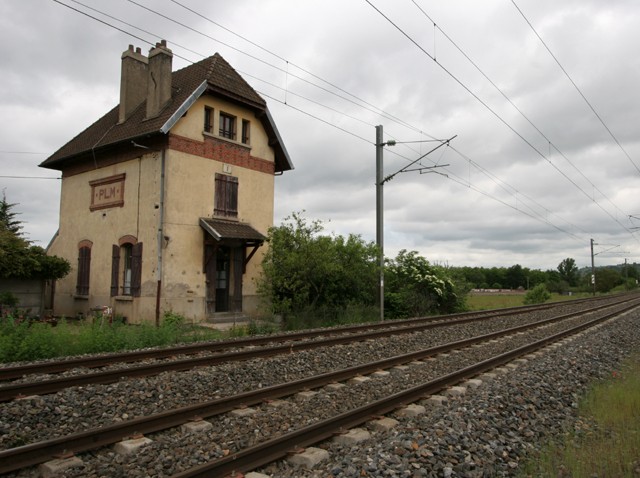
(155, 148), (166, 326)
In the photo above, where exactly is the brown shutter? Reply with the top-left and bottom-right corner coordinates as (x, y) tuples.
(214, 174), (238, 218)
(76, 247), (91, 295)
(229, 177), (238, 217)
(110, 244), (120, 297)
(214, 174), (224, 216)
(131, 242), (143, 297)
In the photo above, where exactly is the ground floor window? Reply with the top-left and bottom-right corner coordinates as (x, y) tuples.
(111, 239), (142, 297)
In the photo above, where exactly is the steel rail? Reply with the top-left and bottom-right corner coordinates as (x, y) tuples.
(171, 301), (640, 478)
(0, 298), (637, 475)
(1, 296), (634, 401)
(0, 295), (613, 381)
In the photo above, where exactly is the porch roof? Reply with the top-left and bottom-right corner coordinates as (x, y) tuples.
(199, 218), (266, 244)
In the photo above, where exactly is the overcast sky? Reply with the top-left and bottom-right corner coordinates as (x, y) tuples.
(1, 0), (639, 270)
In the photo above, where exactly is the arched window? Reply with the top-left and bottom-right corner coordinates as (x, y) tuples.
(121, 243), (133, 295)
(75, 240), (92, 295)
(111, 237), (143, 297)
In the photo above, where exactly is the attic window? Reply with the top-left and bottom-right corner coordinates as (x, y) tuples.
(204, 106), (214, 134)
(241, 119), (250, 145)
(219, 112), (236, 140)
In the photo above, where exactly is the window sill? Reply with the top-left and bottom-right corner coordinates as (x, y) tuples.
(203, 131), (251, 149)
(74, 295), (89, 300)
(114, 295), (134, 302)
(212, 214), (239, 221)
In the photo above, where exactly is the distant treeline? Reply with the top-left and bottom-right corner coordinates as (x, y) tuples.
(449, 260), (639, 294)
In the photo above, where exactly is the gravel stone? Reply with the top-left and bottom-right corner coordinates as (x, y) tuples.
(1, 298), (637, 477)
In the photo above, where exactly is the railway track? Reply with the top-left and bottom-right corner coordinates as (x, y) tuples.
(0, 294), (615, 382)
(176, 303), (635, 478)
(0, 295), (630, 403)
(0, 295), (637, 476)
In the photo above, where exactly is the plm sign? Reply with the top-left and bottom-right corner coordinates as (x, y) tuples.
(89, 173), (126, 211)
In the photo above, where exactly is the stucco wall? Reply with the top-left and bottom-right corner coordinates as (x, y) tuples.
(49, 92), (278, 323)
(48, 153), (161, 321)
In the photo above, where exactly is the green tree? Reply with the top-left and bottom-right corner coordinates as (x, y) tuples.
(527, 269), (548, 289)
(258, 212), (378, 320)
(621, 263), (638, 281)
(0, 195), (69, 280)
(505, 264), (526, 289)
(594, 268), (623, 293)
(0, 192), (23, 236)
(484, 267), (506, 289)
(385, 249), (462, 318)
(558, 257), (579, 287)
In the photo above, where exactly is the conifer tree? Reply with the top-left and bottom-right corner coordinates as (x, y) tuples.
(0, 191), (23, 236)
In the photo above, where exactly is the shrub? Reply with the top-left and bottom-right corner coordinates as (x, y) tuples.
(162, 311), (186, 328)
(524, 284), (551, 305)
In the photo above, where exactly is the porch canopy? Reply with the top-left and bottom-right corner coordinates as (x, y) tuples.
(199, 218), (265, 271)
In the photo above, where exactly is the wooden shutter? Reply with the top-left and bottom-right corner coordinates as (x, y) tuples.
(110, 245), (120, 297)
(131, 242), (143, 297)
(214, 174), (238, 218)
(76, 246), (91, 295)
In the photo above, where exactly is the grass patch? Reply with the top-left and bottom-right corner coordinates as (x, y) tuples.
(466, 293), (525, 310)
(519, 354), (640, 477)
(466, 292), (594, 311)
(0, 316), (223, 363)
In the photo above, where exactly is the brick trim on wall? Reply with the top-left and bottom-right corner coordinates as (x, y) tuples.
(168, 133), (275, 174)
(78, 239), (94, 249)
(118, 235), (138, 246)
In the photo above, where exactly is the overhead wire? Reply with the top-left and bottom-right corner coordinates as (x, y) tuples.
(127, 0), (430, 139)
(49, 0), (606, 247)
(410, 0), (629, 226)
(510, 0), (640, 176)
(166, 0), (428, 136)
(365, 0), (637, 240)
(153, 0), (593, 239)
(0, 176), (60, 180)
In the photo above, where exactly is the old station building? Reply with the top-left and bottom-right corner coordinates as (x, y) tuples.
(40, 41), (293, 324)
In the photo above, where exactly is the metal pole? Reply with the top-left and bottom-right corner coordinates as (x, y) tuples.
(155, 148), (166, 326)
(376, 125), (384, 321)
(590, 238), (596, 296)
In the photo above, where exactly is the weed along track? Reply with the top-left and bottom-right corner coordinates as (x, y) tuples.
(0, 295), (626, 401)
(0, 296), (638, 476)
(0, 299), (580, 382)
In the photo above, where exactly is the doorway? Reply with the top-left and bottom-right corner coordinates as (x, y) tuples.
(205, 244), (231, 316)
(215, 246), (230, 312)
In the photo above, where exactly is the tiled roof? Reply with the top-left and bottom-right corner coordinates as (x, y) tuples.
(200, 217), (266, 243)
(40, 53), (292, 172)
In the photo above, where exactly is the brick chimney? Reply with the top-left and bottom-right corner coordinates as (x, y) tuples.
(118, 45), (148, 124)
(146, 40), (173, 119)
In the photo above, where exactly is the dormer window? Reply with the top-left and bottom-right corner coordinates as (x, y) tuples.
(219, 112), (236, 140)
